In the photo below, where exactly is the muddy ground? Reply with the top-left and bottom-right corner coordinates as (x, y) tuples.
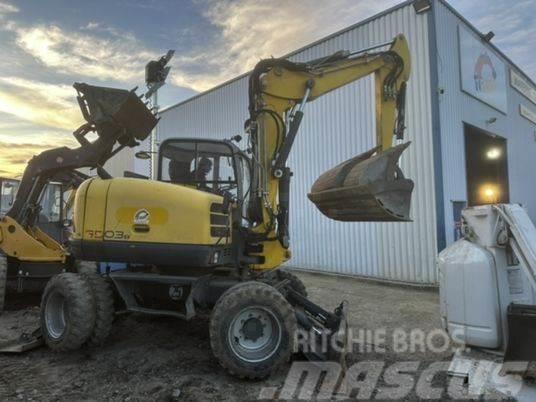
(0, 271), (514, 401)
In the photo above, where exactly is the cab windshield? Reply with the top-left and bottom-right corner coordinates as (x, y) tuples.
(159, 140), (238, 197)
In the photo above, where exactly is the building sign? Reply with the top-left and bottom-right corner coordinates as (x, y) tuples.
(511, 69), (536, 105)
(458, 26), (507, 113)
(520, 104), (536, 125)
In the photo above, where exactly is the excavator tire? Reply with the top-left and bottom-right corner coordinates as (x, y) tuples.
(40, 273), (96, 352)
(275, 269), (307, 297)
(0, 255), (6, 315)
(75, 260), (99, 276)
(210, 281), (297, 379)
(77, 262), (115, 347)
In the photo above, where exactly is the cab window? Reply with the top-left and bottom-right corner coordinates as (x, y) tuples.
(0, 179), (18, 215)
(160, 141), (238, 196)
(38, 183), (62, 223)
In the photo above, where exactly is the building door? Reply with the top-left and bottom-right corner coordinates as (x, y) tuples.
(464, 124), (509, 206)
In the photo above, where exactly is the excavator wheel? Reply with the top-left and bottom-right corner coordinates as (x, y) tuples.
(0, 255), (6, 315)
(210, 281), (297, 379)
(75, 260), (99, 276)
(40, 273), (96, 352)
(77, 261), (115, 347)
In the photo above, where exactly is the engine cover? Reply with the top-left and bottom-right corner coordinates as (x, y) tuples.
(70, 177), (231, 266)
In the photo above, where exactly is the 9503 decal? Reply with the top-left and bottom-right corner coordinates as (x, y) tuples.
(84, 230), (131, 240)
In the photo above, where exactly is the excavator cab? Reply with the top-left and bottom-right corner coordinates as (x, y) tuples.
(158, 138), (251, 210)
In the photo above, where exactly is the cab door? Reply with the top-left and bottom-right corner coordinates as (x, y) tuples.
(37, 182), (65, 243)
(0, 178), (19, 216)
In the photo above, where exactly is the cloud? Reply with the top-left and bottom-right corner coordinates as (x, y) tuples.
(0, 76), (83, 129)
(0, 1), (18, 15)
(3, 0), (399, 93)
(0, 133), (77, 178)
(10, 24), (157, 83)
(168, 0), (399, 91)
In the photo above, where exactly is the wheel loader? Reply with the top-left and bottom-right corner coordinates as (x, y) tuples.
(0, 35), (412, 378)
(0, 172), (86, 313)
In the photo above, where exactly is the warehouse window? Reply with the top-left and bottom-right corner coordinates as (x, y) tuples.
(464, 124), (509, 206)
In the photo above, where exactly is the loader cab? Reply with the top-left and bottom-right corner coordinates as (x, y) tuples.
(0, 177), (19, 216)
(158, 138), (251, 211)
(36, 181), (74, 244)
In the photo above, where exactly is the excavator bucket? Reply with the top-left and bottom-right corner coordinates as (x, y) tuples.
(308, 142), (413, 222)
(74, 83), (157, 143)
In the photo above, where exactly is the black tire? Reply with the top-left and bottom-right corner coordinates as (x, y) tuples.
(210, 281), (297, 379)
(75, 260), (99, 276)
(40, 273), (96, 352)
(77, 261), (115, 346)
(0, 255), (6, 315)
(276, 269), (307, 297)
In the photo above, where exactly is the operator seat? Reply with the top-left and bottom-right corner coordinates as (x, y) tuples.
(168, 160), (191, 184)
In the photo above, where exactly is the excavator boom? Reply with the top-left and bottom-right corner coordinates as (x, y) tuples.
(245, 34), (412, 269)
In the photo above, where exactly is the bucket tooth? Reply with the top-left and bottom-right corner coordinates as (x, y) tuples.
(308, 142), (414, 222)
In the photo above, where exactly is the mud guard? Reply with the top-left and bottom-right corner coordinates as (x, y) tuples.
(308, 142), (413, 222)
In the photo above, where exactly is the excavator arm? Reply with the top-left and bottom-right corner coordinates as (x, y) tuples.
(245, 35), (412, 269)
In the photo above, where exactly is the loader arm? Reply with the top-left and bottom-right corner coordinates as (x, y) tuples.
(0, 83), (157, 262)
(245, 35), (412, 269)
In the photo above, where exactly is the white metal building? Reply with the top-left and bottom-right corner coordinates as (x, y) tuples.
(106, 0), (536, 285)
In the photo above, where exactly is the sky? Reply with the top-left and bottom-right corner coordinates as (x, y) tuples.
(0, 0), (534, 178)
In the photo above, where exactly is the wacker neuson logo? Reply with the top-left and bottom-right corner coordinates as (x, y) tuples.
(134, 209), (150, 225)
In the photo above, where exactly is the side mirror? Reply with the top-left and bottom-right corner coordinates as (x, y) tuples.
(135, 151), (152, 160)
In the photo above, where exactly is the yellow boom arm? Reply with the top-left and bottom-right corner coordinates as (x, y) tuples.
(246, 34), (412, 269)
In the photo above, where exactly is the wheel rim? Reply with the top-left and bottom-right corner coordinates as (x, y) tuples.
(44, 290), (67, 340)
(228, 306), (282, 363)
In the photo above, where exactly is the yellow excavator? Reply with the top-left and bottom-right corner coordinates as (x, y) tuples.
(0, 35), (411, 378)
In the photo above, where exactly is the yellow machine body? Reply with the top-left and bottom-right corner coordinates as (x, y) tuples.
(71, 177), (231, 266)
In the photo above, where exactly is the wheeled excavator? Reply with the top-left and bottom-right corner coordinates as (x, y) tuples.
(0, 35), (411, 378)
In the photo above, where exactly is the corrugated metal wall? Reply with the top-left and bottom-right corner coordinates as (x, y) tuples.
(109, 2), (439, 284)
(434, 1), (536, 246)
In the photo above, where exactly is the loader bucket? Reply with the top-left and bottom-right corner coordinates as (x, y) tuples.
(73, 83), (157, 143)
(308, 142), (413, 222)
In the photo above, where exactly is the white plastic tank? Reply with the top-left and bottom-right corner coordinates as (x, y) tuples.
(438, 239), (502, 349)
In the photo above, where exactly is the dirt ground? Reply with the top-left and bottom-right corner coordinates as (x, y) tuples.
(0, 271), (514, 401)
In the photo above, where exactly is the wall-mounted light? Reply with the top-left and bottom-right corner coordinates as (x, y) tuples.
(413, 0), (432, 14)
(480, 183), (500, 204)
(482, 31), (495, 42)
(486, 147), (502, 160)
